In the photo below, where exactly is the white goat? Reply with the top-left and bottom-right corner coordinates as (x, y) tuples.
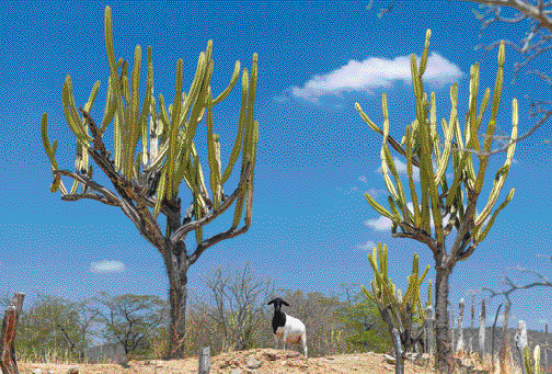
(267, 297), (308, 357)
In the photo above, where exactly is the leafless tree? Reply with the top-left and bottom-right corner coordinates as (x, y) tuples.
(1, 290), (102, 363)
(201, 262), (274, 353)
(88, 292), (169, 361)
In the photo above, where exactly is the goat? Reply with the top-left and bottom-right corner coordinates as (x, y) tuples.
(267, 297), (308, 357)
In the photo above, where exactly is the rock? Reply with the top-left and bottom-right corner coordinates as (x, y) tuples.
(67, 366), (80, 374)
(246, 355), (262, 369)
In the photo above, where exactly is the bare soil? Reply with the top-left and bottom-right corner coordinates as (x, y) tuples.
(17, 349), (510, 374)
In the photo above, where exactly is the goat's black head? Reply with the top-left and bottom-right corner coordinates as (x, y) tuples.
(268, 297), (290, 310)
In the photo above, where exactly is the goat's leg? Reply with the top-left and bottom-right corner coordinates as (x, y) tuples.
(301, 332), (308, 357)
(283, 331), (288, 351)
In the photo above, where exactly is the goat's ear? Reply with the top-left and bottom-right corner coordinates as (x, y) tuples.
(282, 300), (290, 306)
(267, 300), (274, 305)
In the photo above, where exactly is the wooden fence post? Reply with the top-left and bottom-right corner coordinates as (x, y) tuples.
(0, 293), (25, 374)
(516, 320), (528, 374)
(457, 298), (465, 353)
(198, 346), (210, 374)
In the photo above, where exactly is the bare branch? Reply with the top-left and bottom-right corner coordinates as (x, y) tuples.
(171, 162), (253, 244)
(480, 253), (552, 301)
(53, 169), (120, 205)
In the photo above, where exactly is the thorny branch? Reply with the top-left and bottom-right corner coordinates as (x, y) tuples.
(479, 253), (552, 301)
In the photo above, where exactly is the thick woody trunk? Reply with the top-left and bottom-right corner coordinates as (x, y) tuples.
(434, 264), (456, 374)
(162, 241), (188, 359)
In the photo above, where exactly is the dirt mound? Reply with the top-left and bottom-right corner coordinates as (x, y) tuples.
(17, 349), (515, 374)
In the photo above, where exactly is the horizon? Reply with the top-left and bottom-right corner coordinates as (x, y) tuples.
(2, 0), (552, 349)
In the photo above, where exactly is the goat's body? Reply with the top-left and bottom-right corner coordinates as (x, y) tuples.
(268, 297), (308, 357)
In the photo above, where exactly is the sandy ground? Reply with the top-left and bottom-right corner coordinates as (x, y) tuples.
(17, 349), (512, 374)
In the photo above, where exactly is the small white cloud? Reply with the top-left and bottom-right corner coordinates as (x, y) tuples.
(282, 52), (463, 103)
(273, 91), (291, 104)
(356, 240), (377, 251)
(90, 260), (126, 274)
(364, 216), (393, 231)
(359, 175), (367, 183)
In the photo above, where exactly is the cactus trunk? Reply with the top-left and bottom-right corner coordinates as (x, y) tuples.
(162, 241), (189, 359)
(434, 263), (455, 374)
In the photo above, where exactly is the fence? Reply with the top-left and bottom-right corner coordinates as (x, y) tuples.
(0, 292), (25, 374)
(410, 297), (552, 374)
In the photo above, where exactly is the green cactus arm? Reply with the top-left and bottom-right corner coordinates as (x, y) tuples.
(213, 60), (240, 105)
(181, 51), (207, 129)
(380, 242), (388, 278)
(243, 54), (258, 165)
(157, 93), (171, 137)
(83, 81), (100, 114)
(524, 346), (533, 374)
(174, 60), (212, 194)
(418, 29), (431, 75)
(476, 87), (491, 135)
(206, 92), (222, 210)
(232, 185), (246, 228)
(176, 55), (211, 191)
(355, 102), (382, 134)
(473, 187), (515, 244)
(165, 58), (184, 199)
(104, 7), (126, 173)
(364, 192), (397, 224)
(434, 85), (457, 184)
(41, 113), (69, 195)
(153, 169), (167, 219)
(138, 46), (154, 168)
(193, 156), (205, 245)
(195, 143), (211, 202)
(412, 52), (444, 244)
(379, 94), (400, 202)
(122, 45), (142, 179)
(383, 142), (409, 223)
(220, 66), (249, 185)
(362, 283), (379, 309)
(101, 76), (116, 133)
(475, 97), (518, 227)
(405, 125), (421, 228)
(213, 133), (223, 210)
(466, 64), (481, 153)
(62, 76), (93, 143)
(244, 122), (259, 227)
(473, 43), (505, 197)
(445, 153), (468, 207)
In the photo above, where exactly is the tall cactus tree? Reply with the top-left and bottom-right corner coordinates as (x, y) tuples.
(357, 29), (517, 374)
(40, 6), (259, 359)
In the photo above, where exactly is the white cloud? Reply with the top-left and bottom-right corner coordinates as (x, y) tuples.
(278, 52), (463, 103)
(90, 260), (126, 274)
(356, 240), (377, 251)
(364, 216), (393, 231)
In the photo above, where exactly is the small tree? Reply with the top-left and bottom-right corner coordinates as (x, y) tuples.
(89, 292), (168, 361)
(201, 262), (274, 353)
(357, 30), (518, 373)
(41, 6), (259, 358)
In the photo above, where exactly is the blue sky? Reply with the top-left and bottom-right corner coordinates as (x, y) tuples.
(2, 0), (552, 348)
